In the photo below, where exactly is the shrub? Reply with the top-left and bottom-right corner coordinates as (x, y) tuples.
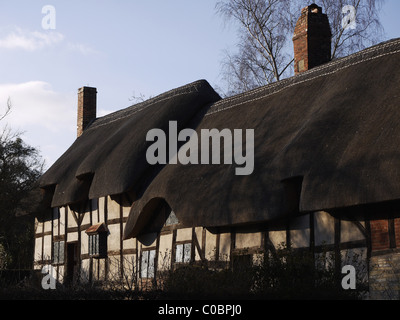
(162, 245), (365, 300)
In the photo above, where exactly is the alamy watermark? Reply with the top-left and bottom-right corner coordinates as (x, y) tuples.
(342, 265), (357, 290)
(41, 264), (56, 290)
(342, 5), (357, 30)
(146, 121), (255, 176)
(40, 263), (357, 291)
(41, 5), (56, 30)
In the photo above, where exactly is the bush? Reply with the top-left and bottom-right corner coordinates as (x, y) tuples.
(163, 264), (252, 299)
(162, 245), (365, 300)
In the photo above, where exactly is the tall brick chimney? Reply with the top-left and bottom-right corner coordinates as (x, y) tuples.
(292, 3), (332, 75)
(77, 86), (97, 137)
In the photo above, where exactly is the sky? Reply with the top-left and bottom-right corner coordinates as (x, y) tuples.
(0, 0), (399, 170)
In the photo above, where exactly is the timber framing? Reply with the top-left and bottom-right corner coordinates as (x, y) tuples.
(34, 197), (375, 270)
(31, 38), (400, 297)
(34, 204), (372, 267)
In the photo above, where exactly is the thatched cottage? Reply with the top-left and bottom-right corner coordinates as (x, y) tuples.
(33, 4), (400, 298)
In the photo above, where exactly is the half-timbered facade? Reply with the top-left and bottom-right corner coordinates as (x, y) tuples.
(34, 197), (370, 288)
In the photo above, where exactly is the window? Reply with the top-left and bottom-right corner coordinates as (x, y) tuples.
(165, 210), (179, 226)
(175, 243), (192, 263)
(53, 241), (65, 264)
(88, 234), (99, 256)
(141, 249), (156, 278)
(88, 232), (107, 257)
(85, 223), (108, 258)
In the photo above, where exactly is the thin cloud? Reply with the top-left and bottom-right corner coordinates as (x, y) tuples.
(0, 27), (101, 56)
(67, 42), (101, 56)
(0, 81), (77, 168)
(0, 28), (64, 51)
(0, 81), (75, 132)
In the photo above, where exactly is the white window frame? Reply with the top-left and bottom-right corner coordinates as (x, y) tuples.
(52, 240), (65, 264)
(140, 249), (156, 278)
(175, 242), (192, 264)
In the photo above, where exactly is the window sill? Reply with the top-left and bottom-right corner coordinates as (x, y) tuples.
(89, 254), (107, 259)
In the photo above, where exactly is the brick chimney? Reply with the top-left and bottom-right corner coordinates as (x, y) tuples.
(292, 3), (332, 75)
(77, 86), (97, 137)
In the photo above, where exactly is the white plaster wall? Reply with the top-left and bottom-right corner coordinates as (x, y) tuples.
(176, 228), (192, 242)
(59, 207), (66, 235)
(123, 231), (136, 250)
(35, 217), (43, 234)
(44, 219), (52, 233)
(122, 254), (137, 281)
(108, 223), (121, 252)
(80, 259), (90, 283)
(81, 210), (91, 226)
(219, 233), (231, 260)
(67, 209), (77, 228)
(315, 211), (335, 245)
(236, 232), (261, 249)
(81, 230), (88, 255)
(158, 234), (172, 270)
(43, 234), (52, 261)
(98, 197), (106, 223)
(34, 237), (43, 268)
(68, 231), (78, 243)
(290, 215), (310, 248)
(107, 197), (120, 220)
(52, 208), (59, 236)
(205, 230), (217, 260)
(56, 265), (65, 283)
(341, 220), (364, 242)
(194, 227), (203, 261)
(269, 230), (286, 249)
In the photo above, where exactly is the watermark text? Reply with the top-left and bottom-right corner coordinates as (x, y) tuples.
(146, 121), (254, 176)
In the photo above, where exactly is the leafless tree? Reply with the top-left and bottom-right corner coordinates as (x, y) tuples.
(216, 0), (293, 95)
(216, 0), (385, 96)
(319, 0), (385, 59)
(0, 98), (12, 122)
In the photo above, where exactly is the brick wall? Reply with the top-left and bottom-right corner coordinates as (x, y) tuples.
(293, 10), (308, 74)
(370, 220), (390, 251)
(292, 4), (331, 75)
(395, 218), (400, 247)
(77, 86), (97, 137)
(370, 219), (400, 252)
(369, 252), (400, 300)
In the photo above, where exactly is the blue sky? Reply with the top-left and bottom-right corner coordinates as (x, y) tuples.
(0, 1), (399, 169)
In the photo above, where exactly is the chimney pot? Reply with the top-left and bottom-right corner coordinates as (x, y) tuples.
(293, 4), (332, 75)
(77, 86), (97, 137)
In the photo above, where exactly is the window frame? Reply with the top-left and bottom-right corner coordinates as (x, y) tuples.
(52, 240), (65, 265)
(165, 210), (179, 226)
(140, 248), (156, 279)
(175, 242), (192, 264)
(85, 223), (108, 259)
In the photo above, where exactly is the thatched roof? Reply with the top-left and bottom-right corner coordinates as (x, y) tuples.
(38, 80), (221, 207)
(38, 38), (400, 239)
(124, 38), (400, 238)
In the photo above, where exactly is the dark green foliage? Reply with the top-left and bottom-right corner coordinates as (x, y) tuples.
(163, 246), (366, 300)
(0, 128), (44, 270)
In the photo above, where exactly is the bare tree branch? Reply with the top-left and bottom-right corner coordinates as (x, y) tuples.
(216, 0), (386, 96)
(0, 97), (12, 122)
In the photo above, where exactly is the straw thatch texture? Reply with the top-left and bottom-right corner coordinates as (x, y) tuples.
(124, 38), (400, 238)
(38, 80), (221, 207)
(37, 39), (400, 238)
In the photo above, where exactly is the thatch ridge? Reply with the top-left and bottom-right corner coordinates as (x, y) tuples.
(207, 38), (400, 116)
(35, 38), (400, 238)
(38, 79), (221, 207)
(88, 79), (212, 130)
(124, 38), (400, 239)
